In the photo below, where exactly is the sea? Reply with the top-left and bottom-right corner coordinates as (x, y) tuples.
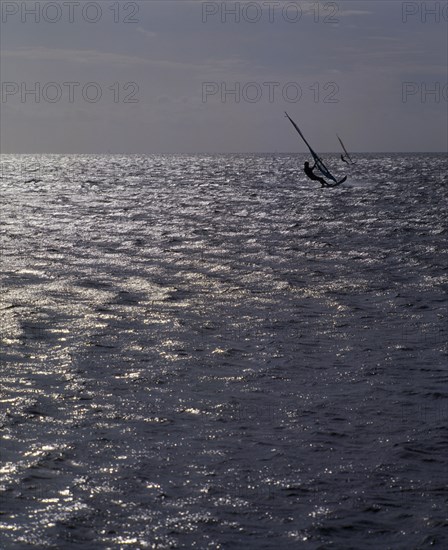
(0, 153), (447, 549)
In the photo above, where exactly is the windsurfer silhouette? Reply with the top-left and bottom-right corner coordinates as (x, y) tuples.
(304, 161), (329, 188)
(340, 154), (349, 165)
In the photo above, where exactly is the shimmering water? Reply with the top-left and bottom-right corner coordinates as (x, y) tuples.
(1, 154), (447, 549)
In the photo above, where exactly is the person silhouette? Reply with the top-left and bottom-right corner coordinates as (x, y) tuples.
(304, 161), (328, 188)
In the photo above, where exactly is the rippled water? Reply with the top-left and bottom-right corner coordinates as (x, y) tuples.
(1, 154), (447, 549)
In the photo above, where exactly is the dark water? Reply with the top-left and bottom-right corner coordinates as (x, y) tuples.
(0, 154), (447, 549)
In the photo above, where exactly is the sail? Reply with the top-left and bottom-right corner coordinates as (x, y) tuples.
(337, 134), (354, 164)
(284, 112), (338, 183)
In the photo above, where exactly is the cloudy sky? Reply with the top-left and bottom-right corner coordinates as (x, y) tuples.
(1, 0), (446, 153)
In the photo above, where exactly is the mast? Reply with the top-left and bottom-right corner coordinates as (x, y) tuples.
(284, 112), (338, 183)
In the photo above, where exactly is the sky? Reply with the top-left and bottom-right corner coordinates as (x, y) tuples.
(0, 0), (447, 153)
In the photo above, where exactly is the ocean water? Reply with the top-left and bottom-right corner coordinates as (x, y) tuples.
(0, 153), (447, 549)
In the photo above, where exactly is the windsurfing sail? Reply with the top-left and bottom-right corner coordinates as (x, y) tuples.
(337, 134), (355, 164)
(284, 112), (339, 184)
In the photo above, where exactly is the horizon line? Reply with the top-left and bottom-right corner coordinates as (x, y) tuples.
(0, 151), (446, 155)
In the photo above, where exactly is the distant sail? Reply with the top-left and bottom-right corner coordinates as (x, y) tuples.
(284, 112), (339, 184)
(337, 134), (355, 164)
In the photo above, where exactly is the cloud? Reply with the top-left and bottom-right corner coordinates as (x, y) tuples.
(136, 27), (157, 39)
(337, 10), (373, 17)
(0, 47), (205, 72)
(1, 47), (148, 66)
